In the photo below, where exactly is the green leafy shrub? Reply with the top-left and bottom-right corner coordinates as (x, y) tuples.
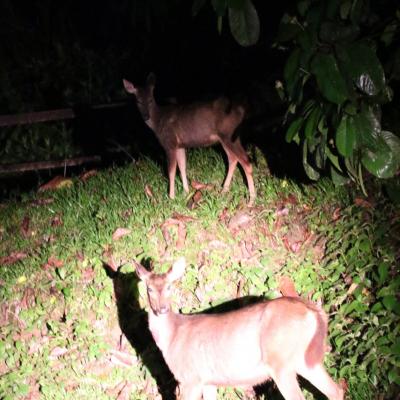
(321, 203), (400, 397)
(192, 0), (260, 46)
(277, 0), (400, 191)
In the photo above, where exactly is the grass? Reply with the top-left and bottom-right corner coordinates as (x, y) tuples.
(0, 148), (399, 399)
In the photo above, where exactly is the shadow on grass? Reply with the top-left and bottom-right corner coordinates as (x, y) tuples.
(104, 261), (177, 400)
(104, 262), (330, 400)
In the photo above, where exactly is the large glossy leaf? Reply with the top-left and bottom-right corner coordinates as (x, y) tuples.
(325, 0), (341, 19)
(305, 2), (323, 29)
(353, 105), (381, 149)
(330, 165), (349, 185)
(350, 0), (365, 24)
(276, 14), (302, 42)
(305, 105), (321, 140)
(336, 43), (385, 96)
(319, 22), (359, 43)
(228, 0), (259, 46)
(298, 28), (317, 52)
(297, 0), (311, 16)
(311, 52), (349, 105)
(302, 140), (320, 180)
(285, 117), (303, 143)
(336, 114), (356, 157)
(326, 147), (343, 172)
(315, 138), (327, 169)
(284, 48), (301, 98)
(362, 131), (400, 178)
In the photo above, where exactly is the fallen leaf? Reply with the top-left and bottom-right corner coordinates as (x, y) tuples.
(218, 207), (229, 223)
(354, 197), (372, 208)
(186, 190), (202, 210)
(0, 251), (28, 266)
(82, 267), (95, 283)
(21, 287), (36, 309)
(79, 169), (97, 181)
(283, 194), (298, 205)
(171, 212), (196, 222)
(25, 379), (40, 400)
(42, 256), (64, 271)
(239, 240), (252, 259)
(347, 282), (358, 296)
(332, 207), (341, 221)
(109, 349), (135, 367)
(21, 215), (30, 237)
(39, 176), (73, 191)
(276, 206), (289, 216)
(102, 246), (120, 272)
(30, 197), (54, 206)
(161, 218), (186, 250)
(228, 210), (253, 232)
(191, 180), (213, 190)
(144, 184), (154, 199)
(51, 214), (63, 227)
(112, 228), (131, 241)
(116, 382), (133, 400)
(49, 346), (68, 359)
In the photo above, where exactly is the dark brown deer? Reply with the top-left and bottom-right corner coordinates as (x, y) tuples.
(134, 257), (344, 400)
(123, 74), (256, 205)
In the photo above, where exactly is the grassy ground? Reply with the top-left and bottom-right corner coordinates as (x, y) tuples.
(0, 148), (399, 399)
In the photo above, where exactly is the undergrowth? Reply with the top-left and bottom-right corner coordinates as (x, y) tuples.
(0, 148), (399, 399)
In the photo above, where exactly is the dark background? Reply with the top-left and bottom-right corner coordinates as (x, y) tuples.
(0, 0), (301, 198)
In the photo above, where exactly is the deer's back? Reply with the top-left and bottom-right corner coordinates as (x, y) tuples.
(162, 297), (323, 387)
(157, 98), (245, 148)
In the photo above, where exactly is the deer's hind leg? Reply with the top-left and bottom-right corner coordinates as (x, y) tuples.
(177, 384), (203, 400)
(297, 363), (344, 400)
(220, 139), (255, 204)
(271, 369), (305, 400)
(166, 149), (178, 199)
(202, 385), (217, 400)
(176, 148), (190, 193)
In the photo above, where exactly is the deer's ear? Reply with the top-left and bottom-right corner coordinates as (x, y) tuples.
(147, 73), (156, 87)
(167, 257), (186, 282)
(123, 79), (137, 95)
(134, 261), (150, 281)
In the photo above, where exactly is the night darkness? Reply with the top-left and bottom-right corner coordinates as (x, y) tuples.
(0, 0), (298, 193)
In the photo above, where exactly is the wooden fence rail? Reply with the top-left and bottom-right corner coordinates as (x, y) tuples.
(0, 102), (124, 127)
(0, 102), (125, 174)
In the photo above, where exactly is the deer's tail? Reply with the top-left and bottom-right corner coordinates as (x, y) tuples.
(304, 306), (328, 367)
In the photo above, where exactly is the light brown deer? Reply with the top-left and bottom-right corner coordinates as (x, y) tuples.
(134, 257), (344, 400)
(123, 74), (255, 205)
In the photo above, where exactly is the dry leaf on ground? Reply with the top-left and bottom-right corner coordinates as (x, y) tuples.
(38, 176), (73, 191)
(112, 228), (131, 241)
(0, 251), (28, 266)
(79, 169), (97, 181)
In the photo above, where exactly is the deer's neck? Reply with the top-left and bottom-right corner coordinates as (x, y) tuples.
(148, 310), (178, 354)
(145, 100), (161, 132)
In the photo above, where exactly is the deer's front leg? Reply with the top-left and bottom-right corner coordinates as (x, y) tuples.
(166, 150), (178, 199)
(176, 148), (189, 193)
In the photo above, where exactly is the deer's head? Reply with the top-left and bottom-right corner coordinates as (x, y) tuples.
(135, 258), (185, 316)
(123, 73), (156, 122)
